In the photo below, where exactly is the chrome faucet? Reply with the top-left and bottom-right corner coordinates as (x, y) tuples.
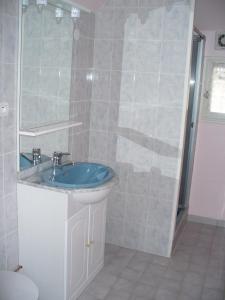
(51, 151), (70, 181)
(52, 151), (70, 166)
(32, 148), (41, 166)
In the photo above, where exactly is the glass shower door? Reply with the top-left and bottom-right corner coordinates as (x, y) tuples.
(177, 31), (205, 221)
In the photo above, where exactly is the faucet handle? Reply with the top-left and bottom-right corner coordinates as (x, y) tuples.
(52, 151), (70, 166)
(61, 152), (70, 156)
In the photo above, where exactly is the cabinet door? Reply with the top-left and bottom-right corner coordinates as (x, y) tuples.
(67, 206), (89, 300)
(88, 201), (106, 277)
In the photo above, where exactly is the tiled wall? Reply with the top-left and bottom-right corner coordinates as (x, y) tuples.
(88, 0), (193, 256)
(0, 0), (19, 270)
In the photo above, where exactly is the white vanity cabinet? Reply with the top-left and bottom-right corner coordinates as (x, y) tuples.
(67, 201), (106, 300)
(18, 183), (107, 300)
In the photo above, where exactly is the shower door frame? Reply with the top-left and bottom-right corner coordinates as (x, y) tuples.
(176, 27), (206, 224)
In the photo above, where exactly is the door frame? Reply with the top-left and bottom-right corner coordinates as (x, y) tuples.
(177, 28), (206, 223)
(183, 28), (206, 210)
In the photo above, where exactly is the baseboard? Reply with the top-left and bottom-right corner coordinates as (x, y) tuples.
(188, 214), (225, 228)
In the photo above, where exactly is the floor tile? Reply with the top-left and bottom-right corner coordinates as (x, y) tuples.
(183, 271), (205, 286)
(133, 282), (156, 298)
(180, 282), (203, 300)
(119, 266), (143, 282)
(164, 268), (186, 281)
(201, 287), (224, 300)
(127, 258), (150, 273)
(139, 269), (164, 287)
(112, 278), (134, 293)
(78, 222), (225, 300)
(155, 288), (179, 300)
(159, 277), (181, 293)
(104, 289), (131, 300)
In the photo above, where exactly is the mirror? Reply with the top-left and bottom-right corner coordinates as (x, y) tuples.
(19, 0), (87, 170)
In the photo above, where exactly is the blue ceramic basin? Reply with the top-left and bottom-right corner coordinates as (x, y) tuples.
(42, 162), (115, 189)
(20, 153), (50, 170)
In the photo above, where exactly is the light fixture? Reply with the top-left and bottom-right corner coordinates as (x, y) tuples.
(55, 7), (63, 24)
(71, 7), (80, 23)
(22, 0), (29, 13)
(36, 0), (47, 13)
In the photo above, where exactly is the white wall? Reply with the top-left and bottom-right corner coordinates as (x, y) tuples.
(189, 1), (225, 222)
(194, 0), (225, 31)
(203, 30), (225, 57)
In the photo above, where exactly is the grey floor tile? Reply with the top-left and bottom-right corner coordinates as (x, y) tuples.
(105, 243), (122, 255)
(208, 257), (224, 269)
(183, 271), (205, 286)
(178, 295), (199, 300)
(134, 251), (155, 261)
(132, 282), (156, 298)
(155, 288), (179, 300)
(112, 278), (135, 293)
(184, 222), (203, 233)
(103, 260), (126, 276)
(104, 289), (131, 300)
(146, 264), (168, 276)
(204, 274), (225, 291)
(83, 282), (111, 300)
(78, 293), (101, 300)
(172, 250), (190, 263)
(139, 270), (164, 287)
(201, 287), (224, 300)
(159, 278), (182, 293)
(164, 268), (186, 281)
(180, 282), (203, 300)
(119, 266), (143, 282)
(130, 296), (154, 300)
(171, 261), (189, 272)
(175, 244), (193, 255)
(95, 270), (118, 286)
(188, 263), (207, 275)
(190, 254), (209, 268)
(127, 257), (150, 273)
(151, 255), (170, 267)
(117, 247), (136, 257)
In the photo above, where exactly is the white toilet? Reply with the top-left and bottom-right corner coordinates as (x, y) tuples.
(0, 271), (39, 300)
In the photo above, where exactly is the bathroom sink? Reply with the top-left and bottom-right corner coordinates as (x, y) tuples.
(42, 162), (115, 189)
(41, 162), (115, 204)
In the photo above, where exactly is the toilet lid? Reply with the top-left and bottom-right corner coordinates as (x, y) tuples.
(0, 272), (39, 300)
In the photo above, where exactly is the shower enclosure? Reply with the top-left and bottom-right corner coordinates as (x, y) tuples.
(177, 28), (205, 223)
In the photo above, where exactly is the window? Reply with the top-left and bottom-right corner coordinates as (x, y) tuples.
(201, 57), (225, 122)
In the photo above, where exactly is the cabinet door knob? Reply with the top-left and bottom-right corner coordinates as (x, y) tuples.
(85, 242), (91, 248)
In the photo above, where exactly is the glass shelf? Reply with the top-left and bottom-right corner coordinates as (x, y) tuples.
(19, 120), (82, 137)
